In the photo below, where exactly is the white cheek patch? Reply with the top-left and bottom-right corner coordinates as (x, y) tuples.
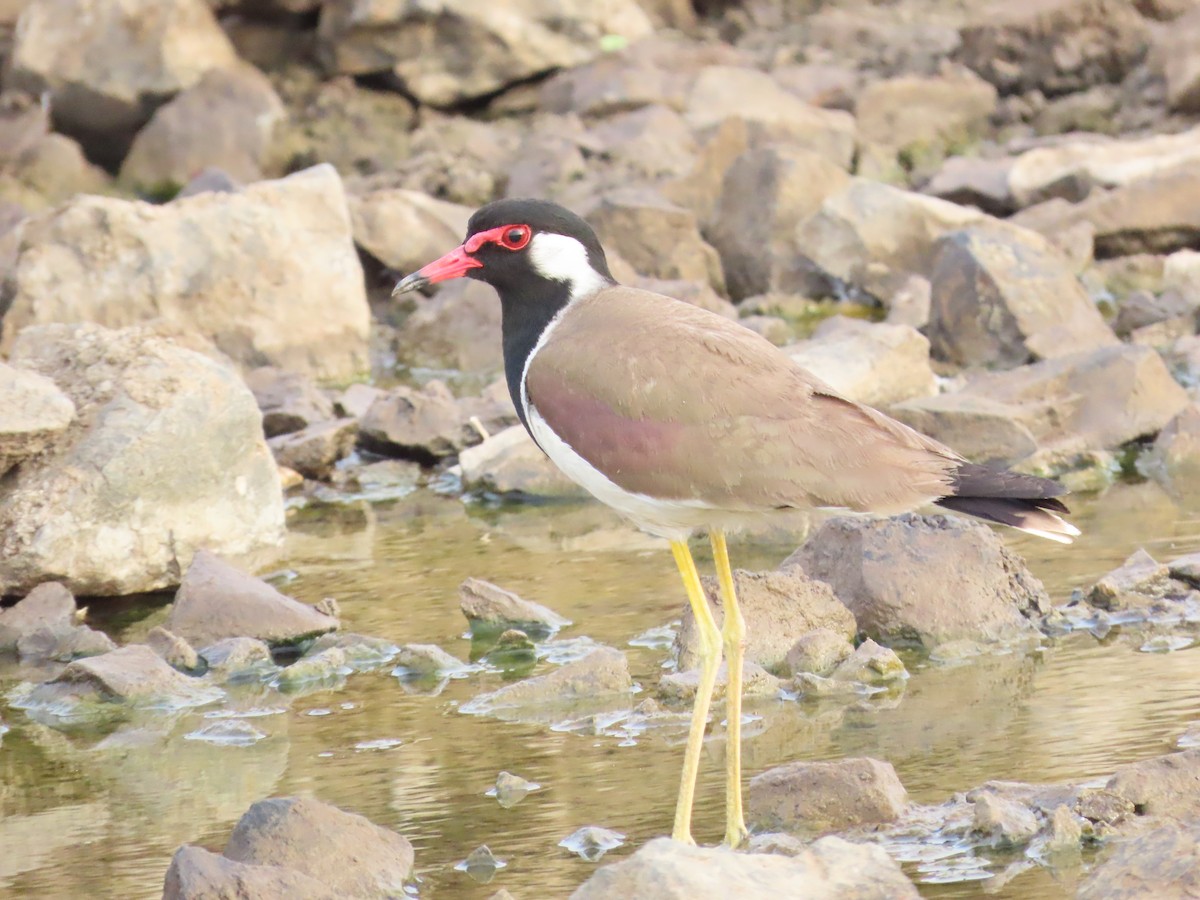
(528, 232), (608, 301)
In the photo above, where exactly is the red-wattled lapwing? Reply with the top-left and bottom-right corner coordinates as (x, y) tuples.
(393, 198), (1078, 848)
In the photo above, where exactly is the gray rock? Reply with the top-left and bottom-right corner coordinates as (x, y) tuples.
(317, 0), (652, 107)
(25, 644), (219, 707)
(347, 187), (470, 276)
(0, 362), (74, 476)
(307, 633), (399, 671)
(120, 63), (284, 192)
(971, 791), (1040, 847)
(783, 628), (855, 677)
(0, 581), (75, 651)
(685, 66), (857, 170)
(335, 383), (383, 421)
(1106, 749), (1200, 820)
(16, 620), (116, 663)
(1087, 549), (1176, 610)
(359, 381), (476, 462)
(243, 367), (336, 438)
(927, 226), (1117, 369)
(163, 844), (337, 900)
(676, 568), (855, 673)
(785, 317), (937, 407)
(167, 550), (338, 648)
(1, 165), (369, 382)
(748, 757), (908, 835)
(830, 639), (907, 683)
(587, 105), (699, 185)
(786, 513), (1048, 650)
(223, 796), (414, 897)
(956, 0), (1147, 96)
(461, 647), (632, 723)
(393, 278), (503, 374)
(892, 345), (1190, 469)
(1168, 550), (1200, 587)
(1115, 290), (1197, 338)
(706, 146), (850, 301)
(458, 425), (586, 499)
(177, 166), (241, 199)
(6, 0), (237, 165)
(1078, 820), (1200, 899)
(198, 636), (275, 681)
(570, 835), (918, 899)
(584, 189), (724, 292)
(459, 577), (571, 636)
(0, 324), (284, 596)
(393, 643), (465, 677)
(268, 418), (358, 481)
(145, 627), (200, 673)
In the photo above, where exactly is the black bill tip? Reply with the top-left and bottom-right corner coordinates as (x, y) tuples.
(391, 271), (430, 297)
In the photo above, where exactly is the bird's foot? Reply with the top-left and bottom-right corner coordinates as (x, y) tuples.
(724, 822), (749, 849)
(671, 829), (697, 846)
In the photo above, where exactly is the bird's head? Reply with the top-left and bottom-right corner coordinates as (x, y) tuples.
(392, 198), (614, 302)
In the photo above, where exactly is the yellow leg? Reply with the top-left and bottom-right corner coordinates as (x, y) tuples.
(711, 530), (749, 848)
(669, 539), (722, 845)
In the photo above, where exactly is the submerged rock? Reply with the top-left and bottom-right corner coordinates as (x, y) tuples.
(20, 645), (222, 711)
(748, 757), (909, 835)
(163, 845), (337, 900)
(223, 796), (414, 897)
(459, 577), (571, 637)
(559, 826), (625, 862)
(308, 633), (399, 671)
(456, 844), (506, 883)
(676, 568), (855, 672)
(167, 551), (338, 648)
(198, 637), (275, 682)
(787, 514), (1048, 650)
(392, 643), (465, 677)
(569, 835), (918, 899)
(273, 647), (347, 691)
(1087, 549), (1179, 610)
(490, 771), (541, 808)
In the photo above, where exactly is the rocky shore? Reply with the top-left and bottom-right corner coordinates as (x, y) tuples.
(2, 0), (1200, 897)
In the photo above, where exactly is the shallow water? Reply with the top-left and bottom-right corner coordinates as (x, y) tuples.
(3, 478), (1199, 899)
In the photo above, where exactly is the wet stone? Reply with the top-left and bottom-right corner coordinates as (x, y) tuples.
(783, 628), (856, 676)
(830, 639), (907, 683)
(456, 844), (506, 883)
(490, 771), (541, 808)
(971, 791), (1040, 848)
(273, 647), (348, 692)
(1044, 804), (1084, 855)
(163, 845), (337, 900)
(658, 660), (783, 703)
(16, 622), (116, 663)
(307, 633), (398, 671)
(392, 642), (465, 678)
(199, 637), (275, 682)
(559, 826), (625, 862)
(460, 647), (632, 724)
(184, 719), (267, 747)
(459, 577), (571, 637)
(1075, 788), (1136, 829)
(748, 757), (909, 834)
(1087, 549), (1177, 611)
(145, 626), (201, 673)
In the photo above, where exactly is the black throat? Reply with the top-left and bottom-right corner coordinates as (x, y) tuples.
(498, 278), (575, 431)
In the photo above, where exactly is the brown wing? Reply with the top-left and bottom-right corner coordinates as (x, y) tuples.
(525, 285), (962, 514)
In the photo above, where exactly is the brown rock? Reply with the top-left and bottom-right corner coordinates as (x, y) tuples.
(748, 757), (909, 834)
(855, 71), (997, 161)
(971, 792), (1039, 847)
(957, 0), (1149, 96)
(166, 550), (338, 647)
(927, 226), (1117, 368)
(461, 646), (633, 723)
(1078, 820), (1200, 899)
(1156, 7), (1200, 112)
(1106, 749), (1200, 819)
(145, 626), (201, 673)
(570, 835), (919, 899)
(120, 63), (284, 192)
(1087, 549), (1176, 610)
(786, 513), (1048, 650)
(676, 568), (856, 672)
(457, 425), (586, 499)
(268, 418), (358, 481)
(782, 628), (855, 677)
(459, 577), (571, 635)
(923, 155), (1016, 217)
(347, 187), (470, 276)
(163, 845), (337, 900)
(29, 644), (219, 706)
(0, 581), (75, 651)
(358, 381), (478, 462)
(223, 796), (414, 896)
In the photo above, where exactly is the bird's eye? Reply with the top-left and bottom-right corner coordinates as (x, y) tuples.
(499, 225), (531, 250)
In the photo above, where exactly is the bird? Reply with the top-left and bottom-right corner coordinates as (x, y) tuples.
(393, 197), (1078, 849)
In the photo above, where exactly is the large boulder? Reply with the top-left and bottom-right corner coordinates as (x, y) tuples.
(892, 345), (1190, 468)
(0, 360), (74, 476)
(0, 324), (283, 597)
(119, 63), (285, 193)
(163, 845), (337, 900)
(926, 226), (1117, 368)
(5, 0), (238, 166)
(569, 835), (918, 899)
(1, 165), (369, 382)
(316, 0), (653, 107)
(1078, 820), (1200, 899)
(786, 513), (1050, 650)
